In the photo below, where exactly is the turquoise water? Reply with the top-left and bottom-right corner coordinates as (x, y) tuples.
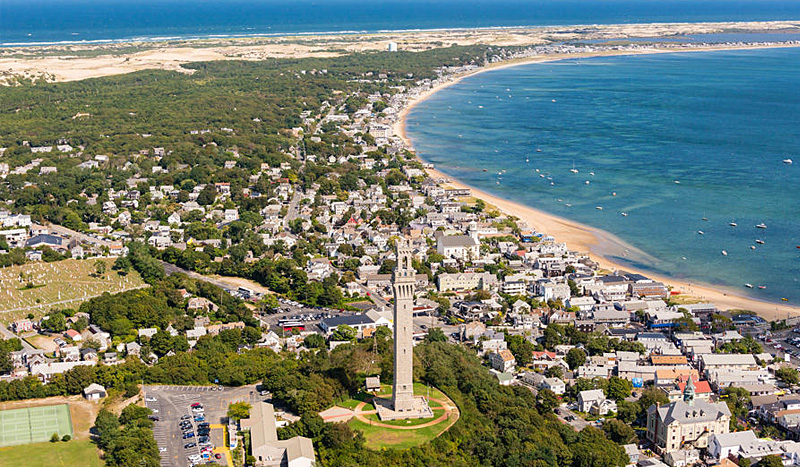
(4, 0), (800, 46)
(406, 47), (800, 304)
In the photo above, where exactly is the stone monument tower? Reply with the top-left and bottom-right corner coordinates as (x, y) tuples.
(391, 239), (416, 413)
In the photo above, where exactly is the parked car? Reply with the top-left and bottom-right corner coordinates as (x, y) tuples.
(182, 432), (195, 439)
(181, 414), (192, 420)
(145, 397), (157, 402)
(184, 442), (196, 449)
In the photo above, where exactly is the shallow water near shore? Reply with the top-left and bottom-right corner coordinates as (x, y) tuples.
(406, 47), (800, 304)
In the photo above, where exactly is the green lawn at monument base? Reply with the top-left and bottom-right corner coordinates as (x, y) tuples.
(343, 382), (458, 450)
(349, 415), (454, 450)
(0, 440), (103, 467)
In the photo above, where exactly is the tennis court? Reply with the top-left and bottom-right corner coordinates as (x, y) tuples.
(0, 404), (73, 447)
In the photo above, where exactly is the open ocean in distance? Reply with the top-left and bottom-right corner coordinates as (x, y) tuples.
(405, 47), (800, 304)
(3, 0), (800, 46)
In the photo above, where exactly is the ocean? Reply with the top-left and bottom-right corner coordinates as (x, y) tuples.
(3, 0), (800, 46)
(405, 47), (800, 304)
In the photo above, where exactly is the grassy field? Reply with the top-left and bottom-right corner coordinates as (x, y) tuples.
(0, 258), (146, 318)
(0, 440), (103, 467)
(350, 414), (455, 450)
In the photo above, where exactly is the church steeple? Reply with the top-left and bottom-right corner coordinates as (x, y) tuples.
(683, 376), (695, 406)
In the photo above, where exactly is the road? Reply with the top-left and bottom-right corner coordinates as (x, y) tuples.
(284, 190), (303, 226)
(0, 324), (34, 350)
(161, 262), (241, 294)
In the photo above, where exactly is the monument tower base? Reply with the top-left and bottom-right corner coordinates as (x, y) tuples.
(374, 396), (434, 421)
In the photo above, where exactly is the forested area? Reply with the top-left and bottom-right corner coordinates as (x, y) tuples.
(93, 405), (160, 467)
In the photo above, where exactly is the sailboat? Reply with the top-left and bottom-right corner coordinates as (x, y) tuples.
(570, 161), (578, 174)
(756, 223), (767, 229)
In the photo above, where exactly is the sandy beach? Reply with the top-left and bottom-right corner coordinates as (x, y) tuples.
(392, 46), (800, 321)
(2, 20), (800, 83)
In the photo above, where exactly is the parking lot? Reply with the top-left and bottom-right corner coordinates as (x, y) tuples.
(144, 385), (262, 467)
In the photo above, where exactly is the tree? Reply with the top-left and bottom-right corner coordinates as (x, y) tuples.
(724, 386), (751, 419)
(50, 433), (60, 442)
(506, 334), (534, 367)
(536, 388), (560, 413)
(94, 259), (107, 277)
(606, 376), (632, 401)
(759, 455), (784, 467)
(602, 419), (637, 444)
(424, 328), (447, 343)
(303, 334), (325, 349)
(43, 312), (67, 333)
(331, 325), (356, 342)
(227, 401), (252, 421)
(196, 184), (218, 206)
(566, 348), (586, 370)
(777, 367), (800, 385)
(61, 434), (71, 442)
(545, 366), (564, 379)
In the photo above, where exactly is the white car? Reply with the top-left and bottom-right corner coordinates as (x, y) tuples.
(159, 447), (167, 452)
(145, 397), (157, 402)
(151, 409), (159, 413)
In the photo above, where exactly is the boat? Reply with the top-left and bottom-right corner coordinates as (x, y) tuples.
(539, 174), (545, 178)
(729, 222), (737, 227)
(783, 298), (790, 301)
(721, 250), (728, 256)
(536, 149), (542, 152)
(482, 169), (487, 172)
(585, 180), (590, 185)
(674, 180), (680, 184)
(589, 172), (595, 176)
(697, 231), (704, 235)
(612, 192), (617, 196)
(756, 239), (765, 244)
(596, 206), (603, 210)
(784, 158), (793, 164)
(526, 157), (529, 163)
(745, 283), (754, 288)
(570, 162), (578, 174)
(702, 217), (708, 221)
(750, 246), (756, 250)
(621, 212), (628, 217)
(565, 203), (572, 207)
(758, 285), (767, 289)
(756, 223), (767, 229)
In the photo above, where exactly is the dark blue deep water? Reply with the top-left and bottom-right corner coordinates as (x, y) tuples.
(3, 0), (800, 46)
(406, 48), (800, 303)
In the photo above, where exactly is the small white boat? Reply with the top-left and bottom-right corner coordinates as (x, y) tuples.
(750, 246), (756, 250)
(536, 148), (542, 152)
(756, 239), (765, 244)
(674, 180), (680, 184)
(621, 212), (628, 217)
(729, 222), (737, 227)
(745, 283), (754, 288)
(570, 162), (578, 174)
(721, 250), (728, 256)
(756, 223), (767, 229)
(612, 192), (617, 196)
(758, 285), (767, 289)
(589, 172), (595, 176)
(585, 180), (590, 185)
(784, 158), (793, 164)
(526, 158), (529, 163)
(565, 203), (572, 207)
(596, 206), (603, 210)
(697, 231), (704, 235)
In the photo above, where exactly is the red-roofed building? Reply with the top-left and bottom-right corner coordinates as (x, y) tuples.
(662, 375), (713, 402)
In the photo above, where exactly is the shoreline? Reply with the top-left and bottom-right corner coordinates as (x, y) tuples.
(392, 44), (800, 321)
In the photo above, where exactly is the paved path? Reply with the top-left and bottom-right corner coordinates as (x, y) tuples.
(352, 396), (460, 430)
